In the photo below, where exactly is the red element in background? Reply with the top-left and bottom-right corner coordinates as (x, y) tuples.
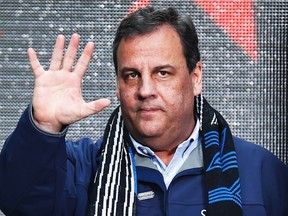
(128, 0), (258, 61)
(128, 0), (150, 14)
(194, 0), (258, 61)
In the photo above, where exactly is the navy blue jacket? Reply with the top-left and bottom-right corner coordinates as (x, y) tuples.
(0, 107), (288, 216)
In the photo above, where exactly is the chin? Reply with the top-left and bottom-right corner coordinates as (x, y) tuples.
(135, 126), (164, 140)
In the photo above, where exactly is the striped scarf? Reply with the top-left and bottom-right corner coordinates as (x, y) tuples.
(89, 95), (243, 216)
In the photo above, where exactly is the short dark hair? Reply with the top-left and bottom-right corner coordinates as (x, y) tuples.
(112, 6), (200, 73)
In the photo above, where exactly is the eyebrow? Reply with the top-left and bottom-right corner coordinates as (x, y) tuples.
(118, 64), (175, 75)
(154, 64), (175, 71)
(118, 67), (139, 75)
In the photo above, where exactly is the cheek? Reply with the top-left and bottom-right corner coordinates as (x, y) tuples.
(118, 87), (136, 107)
(163, 82), (194, 111)
(117, 83), (127, 98)
(163, 80), (192, 102)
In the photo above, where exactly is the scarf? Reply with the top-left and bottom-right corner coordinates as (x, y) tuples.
(89, 95), (243, 216)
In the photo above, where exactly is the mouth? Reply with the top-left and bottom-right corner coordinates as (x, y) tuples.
(139, 107), (160, 112)
(137, 106), (162, 118)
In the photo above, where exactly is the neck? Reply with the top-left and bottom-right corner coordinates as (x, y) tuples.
(154, 148), (177, 166)
(133, 120), (197, 166)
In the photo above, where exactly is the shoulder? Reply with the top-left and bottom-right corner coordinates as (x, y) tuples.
(233, 136), (288, 208)
(233, 136), (288, 176)
(233, 136), (285, 166)
(65, 137), (104, 165)
(233, 136), (288, 188)
(232, 138), (288, 214)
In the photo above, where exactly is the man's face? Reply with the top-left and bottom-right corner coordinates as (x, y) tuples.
(116, 25), (202, 151)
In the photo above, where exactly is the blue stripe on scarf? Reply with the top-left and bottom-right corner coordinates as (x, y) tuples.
(208, 178), (242, 207)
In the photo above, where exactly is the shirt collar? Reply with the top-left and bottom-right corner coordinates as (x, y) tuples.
(130, 119), (200, 160)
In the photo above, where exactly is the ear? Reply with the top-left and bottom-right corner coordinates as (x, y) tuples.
(116, 78), (120, 100)
(191, 61), (203, 96)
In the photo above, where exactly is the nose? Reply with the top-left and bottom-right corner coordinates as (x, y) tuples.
(138, 74), (157, 99)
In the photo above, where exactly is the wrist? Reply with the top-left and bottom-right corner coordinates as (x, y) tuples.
(29, 104), (66, 134)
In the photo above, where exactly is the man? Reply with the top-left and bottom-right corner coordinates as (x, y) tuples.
(0, 7), (287, 216)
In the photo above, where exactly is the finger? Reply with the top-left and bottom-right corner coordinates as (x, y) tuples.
(73, 41), (94, 77)
(62, 33), (80, 71)
(27, 48), (45, 78)
(49, 35), (66, 71)
(83, 98), (111, 117)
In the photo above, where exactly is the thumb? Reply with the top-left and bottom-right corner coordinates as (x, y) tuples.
(84, 98), (111, 116)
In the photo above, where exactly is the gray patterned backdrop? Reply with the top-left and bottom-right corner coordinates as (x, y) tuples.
(0, 1), (287, 214)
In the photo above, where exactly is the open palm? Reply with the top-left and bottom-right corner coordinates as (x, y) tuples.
(28, 34), (111, 133)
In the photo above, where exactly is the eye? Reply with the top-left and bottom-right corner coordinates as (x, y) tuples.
(126, 72), (139, 79)
(158, 70), (169, 78)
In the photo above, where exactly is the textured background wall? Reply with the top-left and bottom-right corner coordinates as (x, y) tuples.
(0, 0), (287, 214)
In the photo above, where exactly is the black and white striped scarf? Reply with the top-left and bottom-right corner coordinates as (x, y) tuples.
(89, 95), (243, 216)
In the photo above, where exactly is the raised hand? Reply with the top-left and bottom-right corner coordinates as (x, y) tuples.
(28, 33), (111, 133)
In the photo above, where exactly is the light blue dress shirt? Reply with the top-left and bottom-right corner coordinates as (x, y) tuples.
(130, 119), (200, 188)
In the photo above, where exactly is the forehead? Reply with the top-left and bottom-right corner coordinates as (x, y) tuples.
(116, 25), (185, 68)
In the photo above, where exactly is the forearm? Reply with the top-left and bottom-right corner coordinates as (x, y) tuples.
(0, 105), (68, 215)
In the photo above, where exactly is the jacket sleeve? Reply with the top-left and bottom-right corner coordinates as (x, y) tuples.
(0, 105), (68, 216)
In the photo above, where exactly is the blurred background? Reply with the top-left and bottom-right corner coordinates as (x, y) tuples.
(0, 1), (287, 214)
